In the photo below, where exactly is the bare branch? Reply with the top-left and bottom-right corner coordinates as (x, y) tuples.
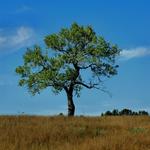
(75, 81), (99, 89)
(79, 63), (98, 69)
(79, 64), (93, 69)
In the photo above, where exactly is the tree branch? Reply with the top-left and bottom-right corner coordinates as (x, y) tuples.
(64, 86), (69, 93)
(79, 63), (98, 69)
(75, 81), (99, 89)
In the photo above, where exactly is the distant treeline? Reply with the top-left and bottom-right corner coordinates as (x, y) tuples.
(101, 108), (149, 116)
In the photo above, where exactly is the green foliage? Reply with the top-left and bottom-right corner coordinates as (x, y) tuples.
(129, 127), (146, 134)
(16, 23), (120, 96)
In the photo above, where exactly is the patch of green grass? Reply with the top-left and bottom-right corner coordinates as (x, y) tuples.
(129, 127), (146, 134)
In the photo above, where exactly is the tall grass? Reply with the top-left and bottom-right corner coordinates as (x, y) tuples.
(0, 116), (150, 150)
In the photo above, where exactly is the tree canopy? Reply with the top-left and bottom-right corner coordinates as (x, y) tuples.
(101, 109), (149, 116)
(16, 23), (120, 116)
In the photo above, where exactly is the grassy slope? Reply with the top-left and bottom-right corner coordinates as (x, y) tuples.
(0, 116), (150, 150)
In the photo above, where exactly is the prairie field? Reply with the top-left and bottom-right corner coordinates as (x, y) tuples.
(0, 116), (150, 150)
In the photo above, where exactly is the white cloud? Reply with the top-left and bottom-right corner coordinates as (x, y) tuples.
(120, 47), (150, 60)
(0, 26), (35, 55)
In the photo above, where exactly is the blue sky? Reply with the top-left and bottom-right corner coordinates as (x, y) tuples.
(0, 0), (150, 115)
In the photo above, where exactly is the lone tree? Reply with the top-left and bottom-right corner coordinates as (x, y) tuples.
(16, 23), (120, 116)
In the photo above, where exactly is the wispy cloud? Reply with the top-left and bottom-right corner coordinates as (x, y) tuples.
(0, 79), (15, 86)
(11, 27), (34, 46)
(15, 5), (32, 14)
(120, 47), (150, 60)
(0, 26), (35, 55)
(0, 37), (6, 45)
(0, 74), (17, 86)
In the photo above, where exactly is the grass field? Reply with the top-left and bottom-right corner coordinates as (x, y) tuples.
(0, 116), (150, 150)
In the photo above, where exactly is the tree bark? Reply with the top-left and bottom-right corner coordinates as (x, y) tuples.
(67, 90), (75, 116)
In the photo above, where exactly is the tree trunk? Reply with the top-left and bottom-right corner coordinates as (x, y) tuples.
(67, 91), (75, 116)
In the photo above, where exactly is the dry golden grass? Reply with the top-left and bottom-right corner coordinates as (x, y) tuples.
(0, 115), (150, 150)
